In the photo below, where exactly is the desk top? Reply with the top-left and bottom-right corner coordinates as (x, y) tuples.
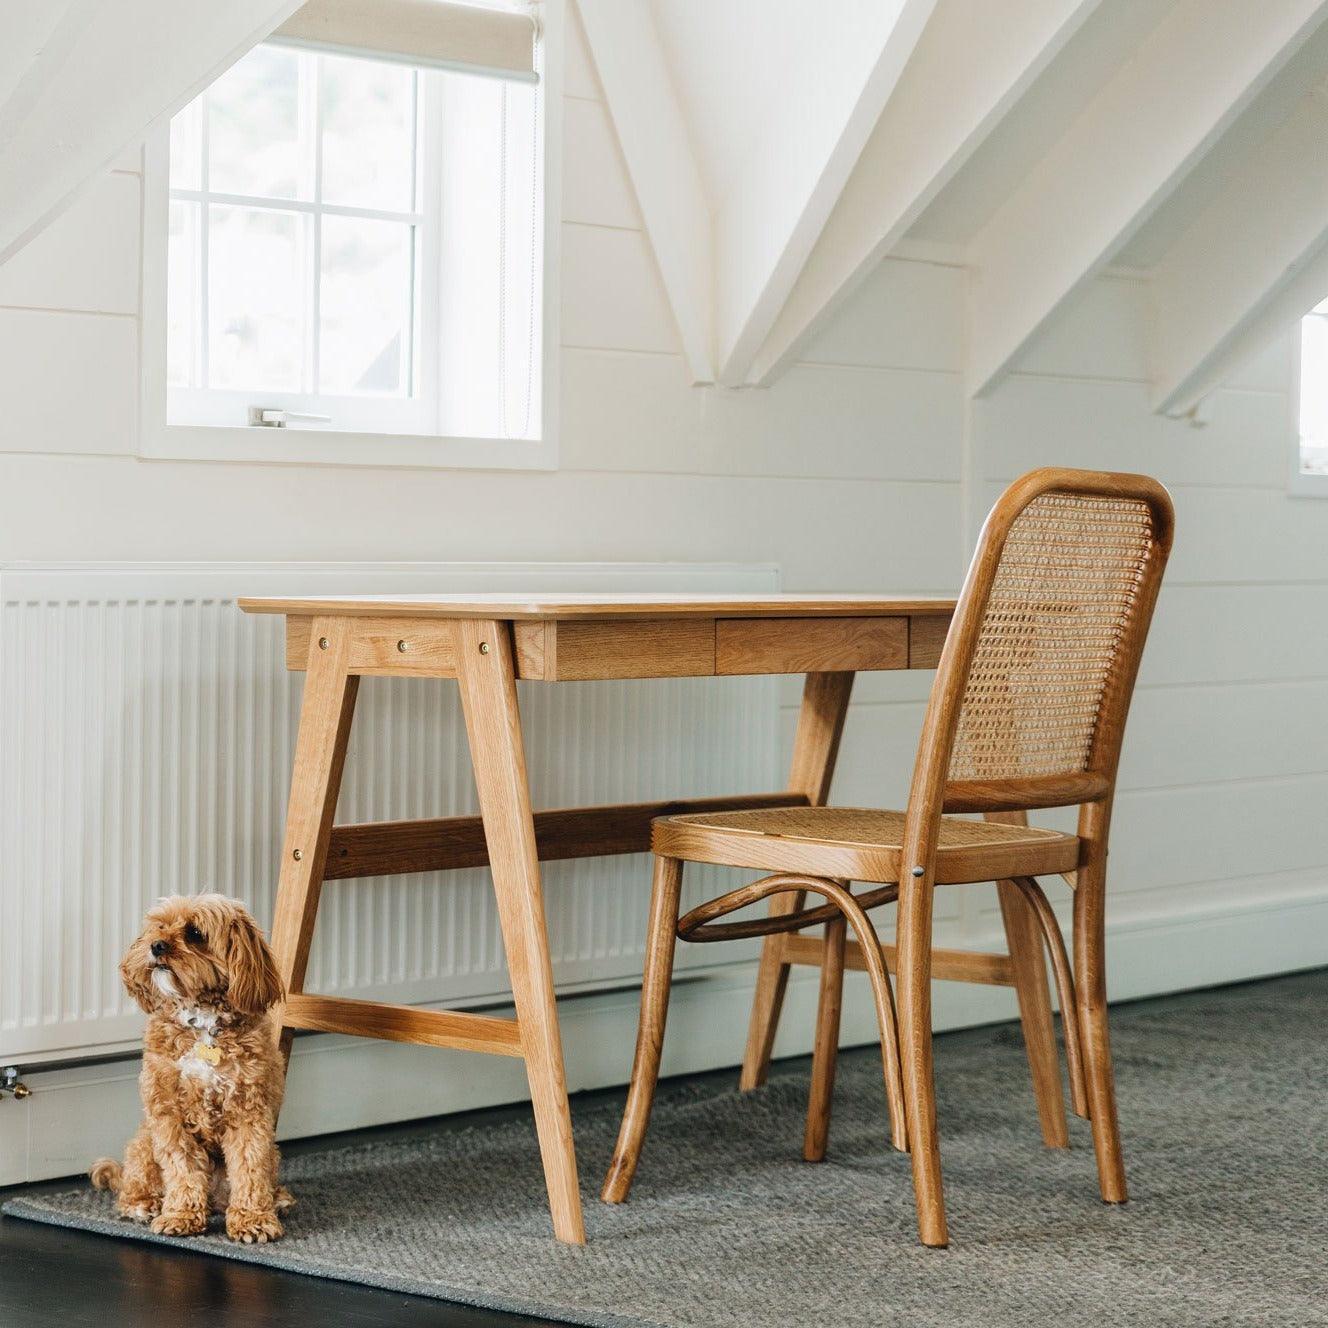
(238, 592), (957, 621)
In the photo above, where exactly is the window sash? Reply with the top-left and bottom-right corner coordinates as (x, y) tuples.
(167, 46), (435, 427)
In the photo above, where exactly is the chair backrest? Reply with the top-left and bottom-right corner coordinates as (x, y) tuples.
(908, 469), (1174, 830)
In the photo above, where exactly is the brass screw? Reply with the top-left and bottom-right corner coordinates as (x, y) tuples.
(318, 637), (329, 650)
(292, 848), (303, 862)
(397, 639), (408, 652)
(478, 641), (490, 655)
(12, 1082), (31, 1100)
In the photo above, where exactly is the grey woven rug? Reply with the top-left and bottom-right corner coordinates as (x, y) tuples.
(6, 970), (1327, 1327)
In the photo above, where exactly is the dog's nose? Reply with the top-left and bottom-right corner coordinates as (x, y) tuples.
(150, 940), (169, 958)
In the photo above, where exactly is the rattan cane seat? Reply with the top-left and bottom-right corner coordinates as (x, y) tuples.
(653, 806), (1079, 885)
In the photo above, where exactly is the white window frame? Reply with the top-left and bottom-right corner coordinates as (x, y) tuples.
(1290, 313), (1328, 498)
(167, 53), (438, 437)
(138, 0), (561, 471)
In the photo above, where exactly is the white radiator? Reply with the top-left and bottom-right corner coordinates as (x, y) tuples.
(0, 562), (780, 1064)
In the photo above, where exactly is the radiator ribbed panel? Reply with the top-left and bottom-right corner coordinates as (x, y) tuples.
(0, 563), (779, 1061)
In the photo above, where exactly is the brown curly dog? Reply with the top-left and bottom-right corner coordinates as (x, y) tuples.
(90, 894), (293, 1243)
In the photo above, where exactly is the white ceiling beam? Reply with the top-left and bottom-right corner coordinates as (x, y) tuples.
(712, 0), (937, 387)
(1151, 80), (1328, 417)
(0, 0), (302, 268)
(965, 0), (1328, 399)
(576, 0), (713, 382)
(746, 0), (1103, 387)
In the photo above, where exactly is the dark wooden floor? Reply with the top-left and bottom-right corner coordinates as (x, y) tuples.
(0, 1086), (628, 1328)
(0, 1212), (564, 1328)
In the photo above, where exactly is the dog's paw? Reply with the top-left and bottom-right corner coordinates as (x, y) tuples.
(117, 1196), (161, 1223)
(275, 1185), (297, 1213)
(151, 1207), (208, 1237)
(226, 1208), (284, 1244)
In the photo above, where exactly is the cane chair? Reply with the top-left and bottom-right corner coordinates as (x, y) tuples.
(601, 468), (1175, 1247)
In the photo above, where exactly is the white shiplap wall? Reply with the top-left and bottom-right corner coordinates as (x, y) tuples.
(970, 276), (1328, 958)
(0, 5), (1325, 1178)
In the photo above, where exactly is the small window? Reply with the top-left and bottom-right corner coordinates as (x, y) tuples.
(1299, 300), (1328, 479)
(143, 10), (552, 465)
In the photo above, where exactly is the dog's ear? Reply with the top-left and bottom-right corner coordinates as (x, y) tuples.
(225, 909), (285, 1015)
(120, 932), (157, 1014)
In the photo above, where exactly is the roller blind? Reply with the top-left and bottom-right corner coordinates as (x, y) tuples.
(271, 0), (537, 81)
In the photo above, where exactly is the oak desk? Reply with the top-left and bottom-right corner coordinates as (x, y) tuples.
(239, 592), (956, 1243)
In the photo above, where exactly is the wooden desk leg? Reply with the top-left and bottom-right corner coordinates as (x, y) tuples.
(269, 618), (360, 1065)
(740, 671), (854, 1091)
(456, 619), (585, 1246)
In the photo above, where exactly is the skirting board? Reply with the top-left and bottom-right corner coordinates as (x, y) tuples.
(3, 887), (1326, 1186)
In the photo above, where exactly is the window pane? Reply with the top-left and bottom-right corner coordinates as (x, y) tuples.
(208, 206), (307, 391)
(1302, 315), (1328, 475)
(170, 97), (202, 192)
(319, 217), (413, 396)
(320, 54), (416, 212)
(208, 46), (307, 199)
(166, 201), (201, 387)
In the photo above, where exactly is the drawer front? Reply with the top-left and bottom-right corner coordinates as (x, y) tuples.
(715, 616), (907, 675)
(522, 618), (717, 680)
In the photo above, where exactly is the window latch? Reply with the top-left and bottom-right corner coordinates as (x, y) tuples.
(248, 407), (333, 429)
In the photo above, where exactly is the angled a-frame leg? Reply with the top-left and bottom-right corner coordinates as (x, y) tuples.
(456, 619), (586, 1245)
(268, 618), (360, 1065)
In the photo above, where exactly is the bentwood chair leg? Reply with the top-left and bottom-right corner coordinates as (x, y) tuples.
(987, 811), (1069, 1147)
(742, 671), (854, 1090)
(997, 880), (1069, 1148)
(803, 913), (847, 1162)
(739, 888), (806, 1091)
(1073, 841), (1127, 1203)
(1010, 876), (1089, 1119)
(897, 873), (948, 1247)
(603, 855), (684, 1203)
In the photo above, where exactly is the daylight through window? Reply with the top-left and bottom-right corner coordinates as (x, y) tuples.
(1299, 299), (1328, 476)
(164, 37), (541, 442)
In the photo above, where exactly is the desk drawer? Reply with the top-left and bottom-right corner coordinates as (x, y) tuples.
(515, 618), (716, 680)
(715, 616), (907, 675)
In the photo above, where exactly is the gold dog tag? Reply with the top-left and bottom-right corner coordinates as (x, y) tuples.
(193, 1040), (222, 1066)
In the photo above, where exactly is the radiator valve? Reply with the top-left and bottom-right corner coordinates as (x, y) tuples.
(1, 1066), (30, 1100)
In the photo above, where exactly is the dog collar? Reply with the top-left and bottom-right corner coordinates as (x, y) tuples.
(191, 1040), (223, 1066)
(178, 1005), (223, 1064)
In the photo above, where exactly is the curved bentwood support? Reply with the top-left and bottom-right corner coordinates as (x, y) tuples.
(603, 868), (907, 1205)
(680, 872), (907, 1153)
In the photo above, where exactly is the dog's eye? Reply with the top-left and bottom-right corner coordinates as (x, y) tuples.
(183, 924), (206, 946)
